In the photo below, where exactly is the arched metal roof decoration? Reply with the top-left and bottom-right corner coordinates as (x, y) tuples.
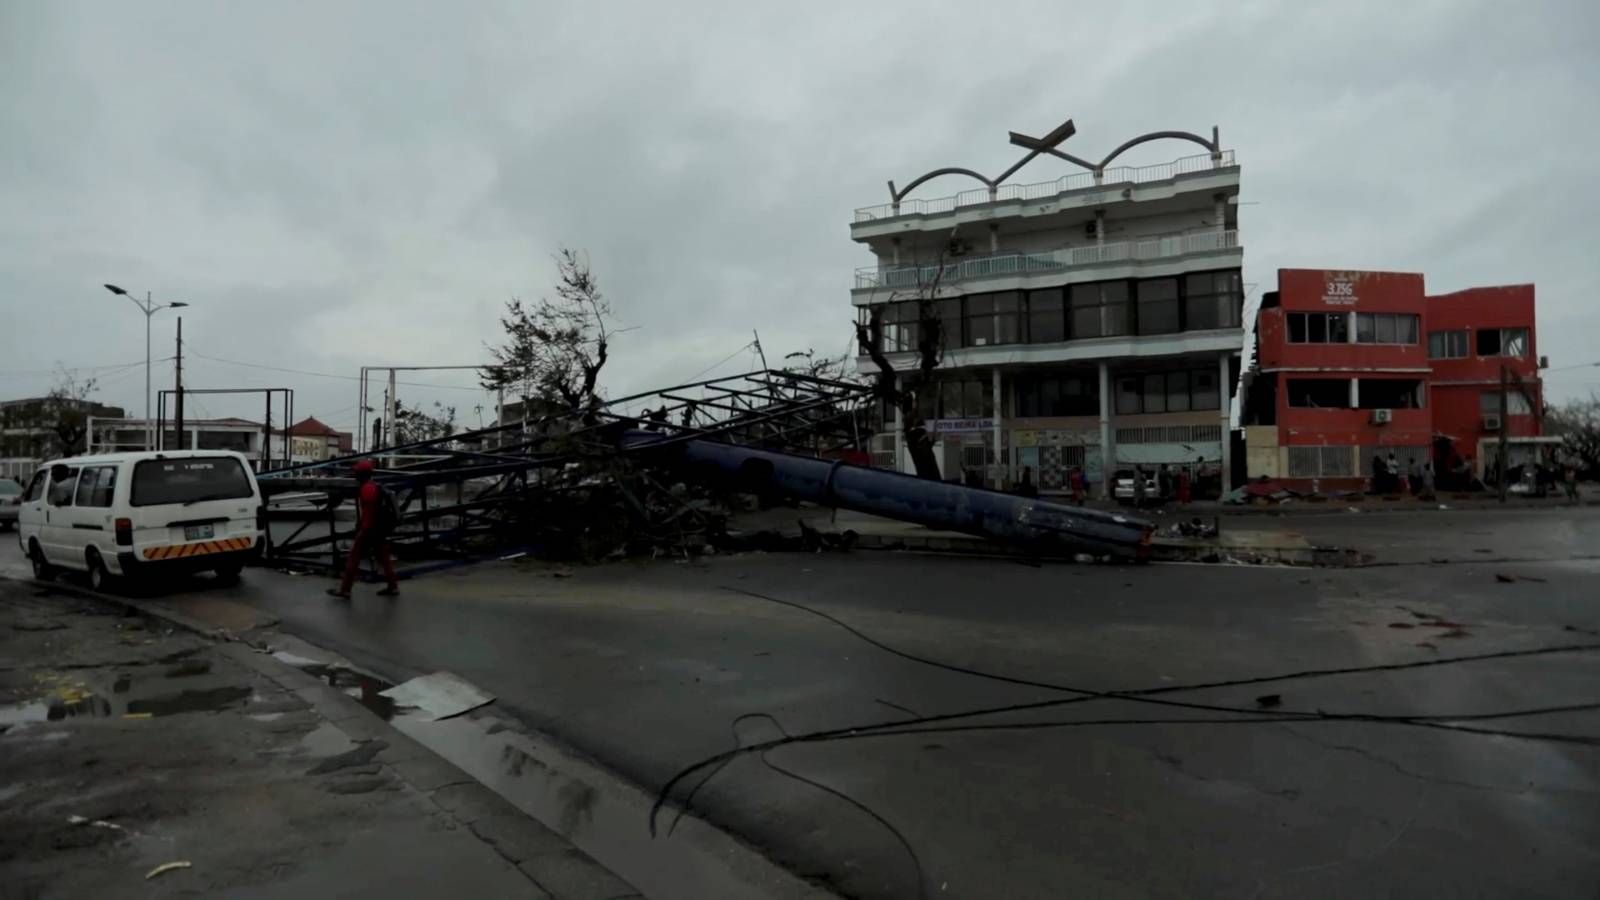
(885, 118), (1224, 215)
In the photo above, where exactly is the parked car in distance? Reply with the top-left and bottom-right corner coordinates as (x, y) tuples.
(0, 478), (22, 529)
(16, 451), (264, 590)
(1112, 468), (1160, 505)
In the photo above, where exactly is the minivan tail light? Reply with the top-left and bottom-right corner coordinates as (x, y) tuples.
(114, 518), (133, 546)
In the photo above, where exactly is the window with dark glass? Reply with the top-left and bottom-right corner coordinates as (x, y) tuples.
(1165, 371), (1191, 412)
(992, 292), (1022, 345)
(1286, 312), (1348, 343)
(1027, 288), (1064, 343)
(1287, 379), (1351, 408)
(937, 298), (962, 350)
(1428, 330), (1467, 359)
(965, 294), (995, 347)
(1355, 313), (1420, 344)
(1016, 375), (1097, 417)
(1071, 281), (1130, 338)
(1116, 377), (1141, 414)
(1477, 327), (1528, 357)
(1113, 368), (1222, 414)
(1192, 371), (1220, 410)
(1184, 270), (1243, 330)
(1137, 278), (1179, 335)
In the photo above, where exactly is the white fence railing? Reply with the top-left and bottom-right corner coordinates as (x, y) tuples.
(854, 229), (1239, 291)
(854, 150), (1236, 223)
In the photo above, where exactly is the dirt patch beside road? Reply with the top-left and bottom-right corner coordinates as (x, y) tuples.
(0, 579), (608, 899)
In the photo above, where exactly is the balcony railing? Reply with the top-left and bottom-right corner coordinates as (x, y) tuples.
(854, 229), (1239, 291)
(854, 150), (1237, 223)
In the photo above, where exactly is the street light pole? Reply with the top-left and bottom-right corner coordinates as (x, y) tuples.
(103, 285), (188, 451)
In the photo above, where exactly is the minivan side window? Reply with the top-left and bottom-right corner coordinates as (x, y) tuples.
(24, 471), (47, 503)
(47, 468), (80, 507)
(75, 466), (118, 508)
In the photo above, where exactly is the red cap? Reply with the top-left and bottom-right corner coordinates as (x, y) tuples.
(352, 459), (375, 475)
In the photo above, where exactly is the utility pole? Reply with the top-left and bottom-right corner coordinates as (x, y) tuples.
(385, 368), (398, 455)
(752, 330), (770, 371)
(173, 317), (185, 450)
(1497, 363), (1509, 503)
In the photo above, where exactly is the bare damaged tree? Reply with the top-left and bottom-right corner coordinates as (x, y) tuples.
(481, 248), (612, 418)
(852, 237), (956, 480)
(1547, 392), (1600, 478)
(44, 366), (100, 457)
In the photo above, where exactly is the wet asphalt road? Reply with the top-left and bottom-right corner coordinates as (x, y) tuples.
(6, 509), (1600, 898)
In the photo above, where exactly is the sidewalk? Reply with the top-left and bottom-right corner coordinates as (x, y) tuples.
(0, 578), (640, 900)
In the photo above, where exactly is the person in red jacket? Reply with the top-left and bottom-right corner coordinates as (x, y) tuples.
(327, 459), (398, 599)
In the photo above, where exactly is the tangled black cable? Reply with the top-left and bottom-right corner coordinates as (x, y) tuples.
(649, 585), (1600, 843)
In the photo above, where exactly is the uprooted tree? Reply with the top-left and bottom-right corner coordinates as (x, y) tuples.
(852, 236), (956, 480)
(481, 248), (612, 420)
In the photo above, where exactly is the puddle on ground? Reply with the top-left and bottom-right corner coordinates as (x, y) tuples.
(1, 669), (254, 729)
(278, 659), (401, 721)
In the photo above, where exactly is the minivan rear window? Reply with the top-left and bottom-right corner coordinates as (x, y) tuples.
(131, 457), (254, 507)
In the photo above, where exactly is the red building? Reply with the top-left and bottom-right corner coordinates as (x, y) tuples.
(1242, 269), (1541, 491)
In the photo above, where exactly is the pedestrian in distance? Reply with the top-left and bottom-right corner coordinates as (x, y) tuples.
(1421, 461), (1436, 500)
(1015, 465), (1038, 498)
(1371, 454), (1385, 494)
(1069, 466), (1085, 505)
(1408, 457), (1422, 496)
(327, 459), (400, 600)
(1176, 464), (1192, 505)
(1133, 465), (1147, 508)
(1386, 451), (1400, 494)
(1157, 464), (1172, 502)
(1564, 461), (1580, 503)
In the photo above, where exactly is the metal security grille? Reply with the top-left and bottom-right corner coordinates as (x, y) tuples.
(1114, 424), (1224, 445)
(1288, 446), (1354, 478)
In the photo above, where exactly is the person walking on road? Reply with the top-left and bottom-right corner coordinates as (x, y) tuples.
(1565, 461), (1581, 503)
(1069, 466), (1085, 505)
(1176, 464), (1192, 505)
(328, 459), (399, 600)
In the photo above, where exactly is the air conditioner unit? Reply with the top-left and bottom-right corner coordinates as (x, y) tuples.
(947, 239), (970, 257)
(1482, 414), (1502, 431)
(1369, 408), (1392, 425)
(1084, 221), (1098, 238)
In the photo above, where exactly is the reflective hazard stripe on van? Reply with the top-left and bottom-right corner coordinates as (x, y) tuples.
(143, 537), (255, 560)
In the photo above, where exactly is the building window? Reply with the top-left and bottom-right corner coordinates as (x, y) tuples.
(885, 301), (920, 353)
(937, 379), (994, 419)
(1070, 281), (1131, 339)
(1116, 377), (1141, 415)
(1357, 379), (1424, 409)
(1192, 371), (1220, 411)
(938, 298), (963, 350)
(1481, 391), (1533, 416)
(993, 292), (1022, 345)
(1027, 288), (1064, 344)
(1287, 312), (1349, 344)
(1115, 369), (1220, 414)
(1428, 330), (1468, 359)
(1355, 313), (1419, 344)
(1015, 374), (1097, 417)
(1476, 327), (1528, 357)
(1185, 270), (1243, 330)
(1136, 278), (1179, 335)
(1287, 378), (1350, 408)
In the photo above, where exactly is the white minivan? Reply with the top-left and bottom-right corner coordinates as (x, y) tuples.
(16, 450), (265, 590)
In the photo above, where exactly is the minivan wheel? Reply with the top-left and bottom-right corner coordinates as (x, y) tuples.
(86, 548), (113, 593)
(29, 540), (56, 581)
(214, 561), (243, 585)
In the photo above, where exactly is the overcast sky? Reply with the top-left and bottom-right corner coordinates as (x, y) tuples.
(3, 0), (1598, 434)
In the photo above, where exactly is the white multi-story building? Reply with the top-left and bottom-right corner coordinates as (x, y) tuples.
(851, 120), (1244, 497)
